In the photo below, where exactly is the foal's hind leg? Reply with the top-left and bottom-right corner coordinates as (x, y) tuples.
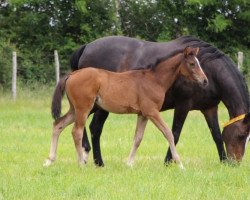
(127, 115), (148, 166)
(72, 108), (91, 165)
(43, 110), (75, 167)
(148, 110), (183, 169)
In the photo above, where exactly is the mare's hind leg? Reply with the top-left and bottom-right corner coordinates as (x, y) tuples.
(148, 110), (183, 169)
(127, 115), (148, 166)
(89, 109), (109, 167)
(43, 110), (75, 167)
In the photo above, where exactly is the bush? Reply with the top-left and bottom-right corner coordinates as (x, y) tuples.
(0, 40), (15, 90)
(17, 50), (56, 84)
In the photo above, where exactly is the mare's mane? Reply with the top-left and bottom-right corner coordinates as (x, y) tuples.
(178, 35), (224, 64)
(179, 36), (250, 111)
(146, 35), (249, 110)
(146, 49), (184, 70)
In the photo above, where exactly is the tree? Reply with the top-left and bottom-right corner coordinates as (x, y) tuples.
(0, 0), (118, 85)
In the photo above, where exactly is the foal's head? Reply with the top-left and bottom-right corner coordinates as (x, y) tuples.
(179, 47), (208, 87)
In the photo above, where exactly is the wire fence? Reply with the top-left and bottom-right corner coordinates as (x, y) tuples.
(10, 51), (246, 100)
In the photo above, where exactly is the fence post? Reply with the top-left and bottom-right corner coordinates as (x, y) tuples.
(12, 51), (17, 101)
(54, 50), (60, 83)
(237, 51), (243, 70)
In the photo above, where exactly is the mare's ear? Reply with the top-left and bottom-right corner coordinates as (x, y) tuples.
(243, 113), (250, 126)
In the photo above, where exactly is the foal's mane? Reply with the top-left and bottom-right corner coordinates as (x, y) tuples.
(178, 35), (250, 111)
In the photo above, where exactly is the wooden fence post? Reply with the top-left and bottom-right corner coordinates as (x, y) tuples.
(12, 51), (17, 101)
(237, 51), (243, 70)
(54, 50), (60, 83)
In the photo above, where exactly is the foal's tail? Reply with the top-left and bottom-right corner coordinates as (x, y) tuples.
(51, 76), (69, 120)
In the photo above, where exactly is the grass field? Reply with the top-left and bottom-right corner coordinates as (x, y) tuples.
(0, 87), (250, 200)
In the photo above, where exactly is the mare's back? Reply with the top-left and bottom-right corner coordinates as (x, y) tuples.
(78, 36), (181, 71)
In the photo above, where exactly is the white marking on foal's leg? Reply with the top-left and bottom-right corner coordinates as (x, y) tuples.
(43, 111), (74, 167)
(178, 162), (185, 170)
(127, 147), (136, 167)
(43, 159), (54, 167)
(127, 116), (148, 167)
(82, 148), (89, 163)
(148, 111), (184, 169)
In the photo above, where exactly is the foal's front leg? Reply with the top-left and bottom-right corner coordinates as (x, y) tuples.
(148, 110), (184, 169)
(43, 110), (74, 167)
(127, 115), (148, 166)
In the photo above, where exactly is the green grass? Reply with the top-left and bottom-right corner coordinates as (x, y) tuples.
(0, 88), (250, 200)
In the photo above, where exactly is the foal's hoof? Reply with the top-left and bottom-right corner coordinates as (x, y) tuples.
(43, 159), (53, 167)
(82, 150), (89, 164)
(178, 162), (185, 170)
(78, 160), (87, 167)
(126, 160), (134, 167)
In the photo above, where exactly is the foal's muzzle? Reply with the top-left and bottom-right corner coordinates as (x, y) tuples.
(196, 77), (208, 87)
(202, 78), (208, 87)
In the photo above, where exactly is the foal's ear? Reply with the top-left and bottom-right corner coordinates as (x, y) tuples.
(184, 47), (192, 57)
(243, 113), (250, 126)
(193, 47), (199, 56)
(184, 47), (200, 57)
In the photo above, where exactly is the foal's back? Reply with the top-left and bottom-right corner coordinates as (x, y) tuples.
(66, 67), (165, 114)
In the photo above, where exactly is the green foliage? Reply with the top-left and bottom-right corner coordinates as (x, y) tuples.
(0, 0), (249, 87)
(119, 0), (165, 41)
(0, 0), (118, 87)
(207, 14), (232, 33)
(0, 40), (15, 89)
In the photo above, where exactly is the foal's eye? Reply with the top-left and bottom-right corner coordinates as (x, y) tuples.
(189, 63), (195, 68)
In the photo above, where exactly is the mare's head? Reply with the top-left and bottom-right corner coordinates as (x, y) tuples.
(179, 47), (208, 87)
(222, 113), (250, 161)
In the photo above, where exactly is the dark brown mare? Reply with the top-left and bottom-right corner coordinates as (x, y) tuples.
(71, 36), (250, 166)
(43, 47), (208, 168)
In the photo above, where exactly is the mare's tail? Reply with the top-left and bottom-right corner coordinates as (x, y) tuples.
(70, 45), (86, 71)
(51, 76), (69, 120)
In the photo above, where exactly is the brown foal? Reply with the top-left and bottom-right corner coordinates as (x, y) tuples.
(44, 47), (208, 168)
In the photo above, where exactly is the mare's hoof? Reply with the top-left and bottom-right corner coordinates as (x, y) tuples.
(43, 159), (53, 167)
(164, 160), (172, 166)
(94, 159), (105, 167)
(94, 162), (105, 167)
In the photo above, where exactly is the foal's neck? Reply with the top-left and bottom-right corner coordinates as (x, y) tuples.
(153, 53), (183, 90)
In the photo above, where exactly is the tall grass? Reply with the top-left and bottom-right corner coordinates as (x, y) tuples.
(0, 87), (249, 200)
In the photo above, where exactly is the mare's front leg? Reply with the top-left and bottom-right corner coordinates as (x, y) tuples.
(89, 109), (109, 167)
(127, 115), (148, 166)
(148, 110), (183, 169)
(165, 103), (190, 164)
(44, 110), (74, 167)
(201, 106), (227, 161)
